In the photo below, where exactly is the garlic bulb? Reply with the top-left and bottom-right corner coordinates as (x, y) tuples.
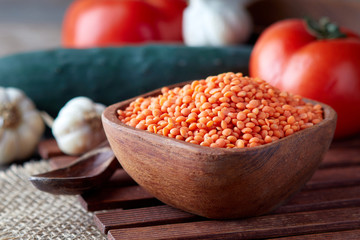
(0, 87), (45, 164)
(183, 0), (253, 46)
(52, 96), (106, 155)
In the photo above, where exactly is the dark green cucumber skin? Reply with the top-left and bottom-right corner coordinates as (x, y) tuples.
(0, 44), (251, 117)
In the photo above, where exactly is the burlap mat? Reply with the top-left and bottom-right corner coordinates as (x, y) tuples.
(0, 160), (106, 240)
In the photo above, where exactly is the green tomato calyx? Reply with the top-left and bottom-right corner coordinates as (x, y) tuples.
(305, 17), (347, 40)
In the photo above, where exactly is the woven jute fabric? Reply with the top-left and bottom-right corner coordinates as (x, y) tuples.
(0, 160), (106, 240)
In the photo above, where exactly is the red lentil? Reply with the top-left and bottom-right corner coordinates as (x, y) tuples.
(117, 72), (324, 148)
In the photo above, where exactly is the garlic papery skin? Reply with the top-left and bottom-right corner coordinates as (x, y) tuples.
(52, 96), (106, 155)
(0, 87), (45, 164)
(183, 0), (253, 46)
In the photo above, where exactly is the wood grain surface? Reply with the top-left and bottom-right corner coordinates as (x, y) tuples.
(39, 131), (360, 239)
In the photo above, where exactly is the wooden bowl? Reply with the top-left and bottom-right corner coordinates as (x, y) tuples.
(102, 82), (337, 219)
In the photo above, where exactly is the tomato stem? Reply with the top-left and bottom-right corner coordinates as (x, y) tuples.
(304, 17), (347, 40)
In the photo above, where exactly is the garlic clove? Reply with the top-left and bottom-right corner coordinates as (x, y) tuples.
(52, 96), (106, 155)
(0, 87), (45, 164)
(17, 124), (40, 159)
(183, 0), (253, 46)
(0, 130), (17, 164)
(55, 125), (105, 155)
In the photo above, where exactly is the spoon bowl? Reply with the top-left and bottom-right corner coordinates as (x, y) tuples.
(102, 81), (337, 219)
(30, 146), (119, 195)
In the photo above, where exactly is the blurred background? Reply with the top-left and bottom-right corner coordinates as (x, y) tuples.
(0, 0), (72, 57)
(1, 0), (359, 57)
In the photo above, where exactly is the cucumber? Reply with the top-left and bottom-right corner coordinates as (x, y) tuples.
(0, 44), (251, 117)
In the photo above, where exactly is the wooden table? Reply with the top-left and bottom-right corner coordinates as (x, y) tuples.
(39, 135), (360, 239)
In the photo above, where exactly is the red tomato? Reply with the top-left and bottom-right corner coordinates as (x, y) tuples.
(250, 19), (360, 138)
(62, 0), (187, 48)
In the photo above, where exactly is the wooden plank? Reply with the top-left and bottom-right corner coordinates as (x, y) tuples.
(108, 207), (360, 240)
(94, 205), (200, 234)
(79, 185), (160, 211)
(269, 229), (360, 240)
(79, 165), (360, 212)
(35, 138), (360, 239)
(305, 166), (360, 190)
(94, 185), (360, 234)
(106, 169), (136, 188)
(320, 148), (360, 168)
(37, 138), (64, 159)
(274, 185), (360, 214)
(330, 134), (360, 149)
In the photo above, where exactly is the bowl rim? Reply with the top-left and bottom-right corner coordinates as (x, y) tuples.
(102, 81), (337, 155)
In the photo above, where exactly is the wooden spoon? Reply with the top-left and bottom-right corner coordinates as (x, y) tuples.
(29, 144), (119, 195)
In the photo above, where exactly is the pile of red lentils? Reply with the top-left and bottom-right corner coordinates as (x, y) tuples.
(117, 72), (323, 148)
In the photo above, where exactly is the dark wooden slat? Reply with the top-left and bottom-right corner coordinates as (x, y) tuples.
(108, 207), (360, 240)
(320, 148), (360, 168)
(106, 169), (136, 187)
(95, 185), (360, 234)
(36, 138), (360, 239)
(38, 138), (64, 159)
(305, 166), (360, 190)
(79, 185), (160, 211)
(94, 205), (200, 234)
(330, 134), (360, 149)
(269, 229), (360, 240)
(80, 165), (360, 212)
(274, 185), (360, 214)
(288, 185), (360, 205)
